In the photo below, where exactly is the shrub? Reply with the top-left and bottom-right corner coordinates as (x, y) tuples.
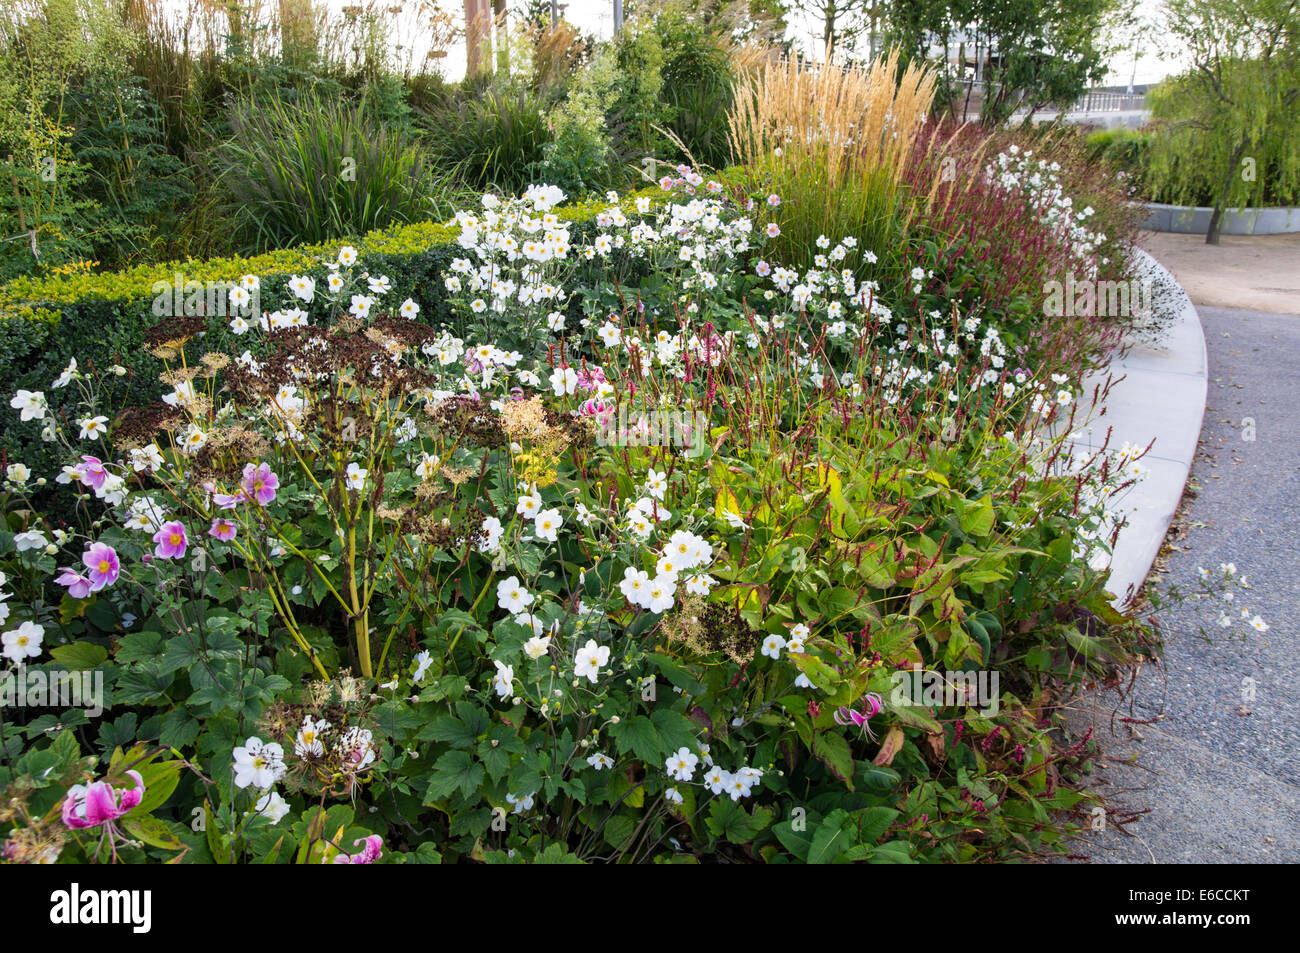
(423, 85), (552, 195)
(206, 92), (457, 254)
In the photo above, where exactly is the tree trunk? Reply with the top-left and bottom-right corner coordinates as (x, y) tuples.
(1207, 139), (1249, 246)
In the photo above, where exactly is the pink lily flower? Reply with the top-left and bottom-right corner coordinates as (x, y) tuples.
(62, 770), (145, 830)
(834, 692), (885, 740)
(331, 834), (383, 864)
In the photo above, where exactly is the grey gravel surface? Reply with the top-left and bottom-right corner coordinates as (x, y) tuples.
(1062, 306), (1300, 863)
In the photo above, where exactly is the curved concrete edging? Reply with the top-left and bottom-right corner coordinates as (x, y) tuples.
(1140, 201), (1300, 235)
(1071, 249), (1208, 607)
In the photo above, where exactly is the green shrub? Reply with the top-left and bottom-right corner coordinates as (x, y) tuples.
(206, 92), (458, 254)
(423, 85), (552, 194)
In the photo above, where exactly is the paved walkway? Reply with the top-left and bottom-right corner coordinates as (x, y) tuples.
(1064, 305), (1300, 863)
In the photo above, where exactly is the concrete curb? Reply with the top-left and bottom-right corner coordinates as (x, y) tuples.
(1072, 249), (1208, 607)
(1140, 201), (1300, 235)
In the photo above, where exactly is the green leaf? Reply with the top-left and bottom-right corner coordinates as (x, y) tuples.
(48, 641), (107, 670)
(807, 810), (852, 864)
(811, 731), (855, 788)
(706, 799), (773, 844)
(610, 715), (661, 765)
(425, 750), (484, 802)
(960, 494), (995, 537)
(121, 814), (185, 851)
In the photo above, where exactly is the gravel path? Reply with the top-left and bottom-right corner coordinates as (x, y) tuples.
(1063, 305), (1300, 863)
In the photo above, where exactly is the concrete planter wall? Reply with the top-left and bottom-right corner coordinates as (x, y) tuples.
(1141, 201), (1300, 235)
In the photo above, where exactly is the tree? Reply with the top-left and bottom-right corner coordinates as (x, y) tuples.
(1158, 0), (1300, 244)
(786, 0), (874, 56)
(882, 0), (1118, 124)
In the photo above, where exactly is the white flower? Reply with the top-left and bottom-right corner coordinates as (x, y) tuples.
(645, 468), (668, 501)
(1248, 615), (1269, 632)
(294, 716), (331, 758)
(415, 452), (441, 481)
(477, 516), (504, 553)
(684, 573), (715, 595)
(587, 752), (614, 771)
(9, 389), (46, 421)
(523, 635), (552, 660)
(574, 639), (610, 683)
(79, 416), (108, 440)
(412, 650), (434, 683)
(232, 737), (287, 789)
(1, 620), (44, 663)
(619, 567), (650, 605)
(645, 575), (676, 614)
(760, 633), (787, 659)
(400, 298), (420, 319)
(702, 765), (728, 794)
(345, 462), (367, 491)
(492, 659), (515, 700)
(665, 787), (683, 804)
(251, 790), (290, 824)
(367, 275), (391, 295)
(5, 463), (31, 485)
(52, 358), (79, 389)
(533, 508), (563, 542)
(506, 791), (535, 814)
(788, 623), (809, 652)
(14, 531), (48, 552)
(549, 366), (579, 396)
(665, 747), (699, 782)
(496, 576), (534, 613)
(337, 245), (358, 267)
(515, 486), (543, 518)
(349, 294), (374, 319)
(288, 275), (316, 302)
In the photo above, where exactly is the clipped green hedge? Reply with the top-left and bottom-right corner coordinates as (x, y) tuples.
(0, 187), (671, 483)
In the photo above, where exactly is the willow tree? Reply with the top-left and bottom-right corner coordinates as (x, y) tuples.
(1157, 0), (1300, 244)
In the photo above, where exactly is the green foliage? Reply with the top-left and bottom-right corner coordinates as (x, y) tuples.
(424, 85), (552, 194)
(885, 0), (1117, 123)
(206, 92), (458, 254)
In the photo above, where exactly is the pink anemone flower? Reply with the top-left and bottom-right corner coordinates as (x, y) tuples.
(152, 520), (188, 559)
(55, 568), (94, 599)
(240, 462), (279, 506)
(79, 455), (108, 491)
(81, 542), (120, 591)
